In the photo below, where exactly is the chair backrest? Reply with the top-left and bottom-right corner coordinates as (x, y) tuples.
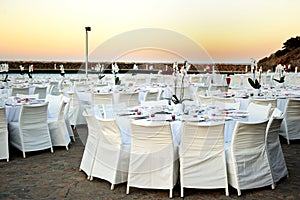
(130, 121), (173, 153)
(0, 107), (8, 160)
(16, 94), (39, 99)
(232, 119), (269, 151)
(283, 98), (300, 118)
(19, 102), (51, 148)
(118, 92), (139, 107)
(197, 95), (213, 106)
(97, 118), (122, 145)
(45, 94), (64, 118)
(11, 87), (30, 96)
(34, 86), (48, 99)
(214, 101), (240, 110)
(181, 121), (225, 157)
(247, 102), (271, 121)
(144, 91), (160, 101)
(249, 98), (277, 117)
(92, 93), (114, 106)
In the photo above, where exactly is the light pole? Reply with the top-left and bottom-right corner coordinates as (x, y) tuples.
(85, 26), (91, 79)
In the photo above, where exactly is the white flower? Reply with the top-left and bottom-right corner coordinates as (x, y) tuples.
(133, 64), (138, 70)
(95, 63), (103, 72)
(29, 65), (34, 72)
(112, 63), (119, 74)
(60, 65), (65, 73)
(20, 65), (24, 71)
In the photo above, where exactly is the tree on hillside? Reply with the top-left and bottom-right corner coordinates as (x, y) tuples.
(283, 36), (300, 50)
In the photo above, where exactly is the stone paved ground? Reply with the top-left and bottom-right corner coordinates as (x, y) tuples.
(1, 125), (300, 200)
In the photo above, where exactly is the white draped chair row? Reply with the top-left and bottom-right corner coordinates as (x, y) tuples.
(79, 101), (289, 197)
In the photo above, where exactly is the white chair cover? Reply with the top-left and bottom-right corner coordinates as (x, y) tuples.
(48, 101), (70, 150)
(226, 119), (274, 196)
(79, 111), (101, 179)
(127, 121), (178, 198)
(62, 96), (75, 141)
(67, 91), (86, 126)
(8, 102), (53, 158)
(180, 121), (228, 197)
(11, 87), (30, 96)
(0, 107), (9, 161)
(280, 98), (300, 143)
(33, 85), (48, 99)
(249, 98), (277, 117)
(16, 94), (39, 99)
(144, 90), (160, 101)
(118, 92), (140, 107)
(266, 109), (288, 183)
(90, 118), (130, 190)
(247, 102), (271, 121)
(45, 94), (64, 118)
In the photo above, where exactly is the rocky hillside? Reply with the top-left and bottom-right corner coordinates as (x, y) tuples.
(258, 36), (300, 71)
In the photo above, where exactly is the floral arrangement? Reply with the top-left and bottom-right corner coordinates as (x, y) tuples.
(0, 63), (9, 82)
(28, 64), (34, 78)
(247, 59), (261, 89)
(19, 65), (25, 75)
(60, 64), (65, 77)
(273, 64), (285, 83)
(112, 62), (121, 85)
(172, 61), (191, 104)
(95, 63), (105, 80)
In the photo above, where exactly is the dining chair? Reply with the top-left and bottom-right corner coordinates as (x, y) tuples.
(180, 121), (228, 197)
(225, 119), (274, 196)
(249, 98), (277, 117)
(247, 102), (272, 121)
(33, 85), (48, 99)
(279, 98), (300, 144)
(79, 110), (102, 179)
(62, 96), (75, 142)
(265, 108), (289, 184)
(228, 75), (241, 89)
(67, 91), (87, 126)
(0, 107), (9, 161)
(11, 87), (30, 96)
(144, 90), (160, 101)
(48, 100), (70, 150)
(45, 94), (64, 118)
(8, 102), (53, 158)
(90, 117), (130, 190)
(92, 92), (114, 106)
(49, 81), (60, 95)
(16, 94), (39, 99)
(197, 94), (213, 106)
(118, 92), (139, 107)
(127, 120), (178, 198)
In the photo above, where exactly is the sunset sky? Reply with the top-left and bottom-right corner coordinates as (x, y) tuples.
(0, 0), (299, 63)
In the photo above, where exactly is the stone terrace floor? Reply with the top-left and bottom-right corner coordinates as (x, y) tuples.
(1, 125), (300, 200)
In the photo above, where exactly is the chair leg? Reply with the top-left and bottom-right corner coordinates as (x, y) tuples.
(126, 185), (130, 194)
(66, 145), (69, 150)
(180, 187), (184, 198)
(50, 147), (54, 153)
(6, 158), (9, 162)
(225, 187), (229, 196)
(111, 184), (114, 190)
(23, 151), (26, 158)
(169, 189), (172, 198)
(90, 176), (93, 181)
(237, 189), (241, 196)
(271, 184), (275, 190)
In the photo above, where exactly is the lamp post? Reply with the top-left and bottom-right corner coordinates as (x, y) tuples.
(85, 26), (91, 78)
